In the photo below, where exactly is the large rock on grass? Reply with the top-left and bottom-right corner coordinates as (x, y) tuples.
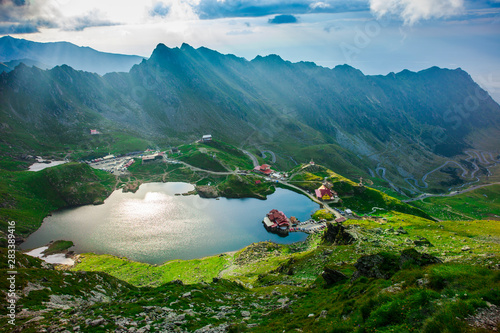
(351, 252), (399, 281)
(399, 248), (442, 268)
(322, 267), (348, 285)
(322, 222), (355, 245)
(352, 249), (442, 281)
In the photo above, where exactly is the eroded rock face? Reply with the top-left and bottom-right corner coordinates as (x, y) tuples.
(322, 267), (348, 285)
(322, 222), (355, 245)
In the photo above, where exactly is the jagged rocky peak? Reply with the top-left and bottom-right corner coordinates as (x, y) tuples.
(333, 64), (364, 76)
(149, 43), (181, 61)
(252, 53), (286, 64)
(180, 42), (195, 51)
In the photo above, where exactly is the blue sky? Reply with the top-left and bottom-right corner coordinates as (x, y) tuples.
(1, 0), (499, 101)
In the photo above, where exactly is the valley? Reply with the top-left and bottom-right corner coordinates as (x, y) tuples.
(1, 137), (499, 332)
(0, 37), (499, 333)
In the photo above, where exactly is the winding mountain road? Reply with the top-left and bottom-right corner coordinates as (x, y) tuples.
(242, 150), (259, 168)
(403, 182), (500, 203)
(381, 149), (500, 196)
(261, 150), (277, 163)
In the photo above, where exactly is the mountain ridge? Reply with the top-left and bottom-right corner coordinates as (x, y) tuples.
(0, 36), (145, 75)
(1, 41), (499, 194)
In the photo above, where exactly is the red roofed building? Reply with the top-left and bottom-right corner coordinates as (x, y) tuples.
(335, 216), (347, 223)
(315, 185), (338, 201)
(266, 209), (290, 228)
(254, 164), (272, 175)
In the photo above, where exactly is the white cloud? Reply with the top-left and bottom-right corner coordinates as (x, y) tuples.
(310, 2), (331, 10)
(370, 0), (465, 25)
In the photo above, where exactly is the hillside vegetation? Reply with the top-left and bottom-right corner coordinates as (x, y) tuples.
(288, 164), (433, 219)
(409, 185), (500, 220)
(0, 163), (114, 237)
(1, 214), (498, 332)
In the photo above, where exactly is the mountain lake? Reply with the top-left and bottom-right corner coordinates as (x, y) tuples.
(21, 182), (319, 264)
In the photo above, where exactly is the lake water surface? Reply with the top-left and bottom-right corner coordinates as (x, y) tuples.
(21, 183), (319, 264)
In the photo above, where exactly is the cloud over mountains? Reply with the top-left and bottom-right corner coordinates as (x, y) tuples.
(0, 0), (117, 34)
(369, 0), (465, 25)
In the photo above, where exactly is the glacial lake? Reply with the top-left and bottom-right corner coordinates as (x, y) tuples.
(21, 182), (319, 264)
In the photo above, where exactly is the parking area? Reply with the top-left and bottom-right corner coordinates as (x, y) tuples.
(86, 154), (141, 176)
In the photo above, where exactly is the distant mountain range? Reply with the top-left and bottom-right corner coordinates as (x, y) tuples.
(1, 40), (499, 194)
(0, 58), (50, 73)
(0, 36), (145, 74)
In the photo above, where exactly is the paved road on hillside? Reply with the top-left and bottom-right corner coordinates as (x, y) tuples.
(261, 150), (277, 163)
(173, 160), (235, 175)
(403, 182), (500, 202)
(280, 181), (342, 219)
(242, 150), (259, 168)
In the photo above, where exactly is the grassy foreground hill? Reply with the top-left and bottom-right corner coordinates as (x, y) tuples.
(1, 214), (499, 332)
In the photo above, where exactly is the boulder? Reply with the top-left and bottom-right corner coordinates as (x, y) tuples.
(399, 248), (441, 268)
(322, 267), (348, 285)
(397, 226), (408, 234)
(352, 249), (442, 281)
(413, 236), (433, 247)
(351, 252), (399, 281)
(170, 279), (184, 285)
(322, 222), (355, 245)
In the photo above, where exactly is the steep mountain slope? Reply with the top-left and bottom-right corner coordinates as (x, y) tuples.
(1, 43), (499, 192)
(0, 36), (144, 74)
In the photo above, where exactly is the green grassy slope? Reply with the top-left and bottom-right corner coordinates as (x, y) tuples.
(0, 163), (114, 236)
(409, 185), (500, 220)
(72, 253), (232, 287)
(2, 215), (497, 332)
(288, 164), (433, 219)
(177, 140), (253, 172)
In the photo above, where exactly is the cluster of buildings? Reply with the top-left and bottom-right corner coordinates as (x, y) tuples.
(263, 209), (291, 234)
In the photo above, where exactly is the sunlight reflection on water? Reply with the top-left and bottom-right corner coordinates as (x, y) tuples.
(21, 182), (319, 264)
